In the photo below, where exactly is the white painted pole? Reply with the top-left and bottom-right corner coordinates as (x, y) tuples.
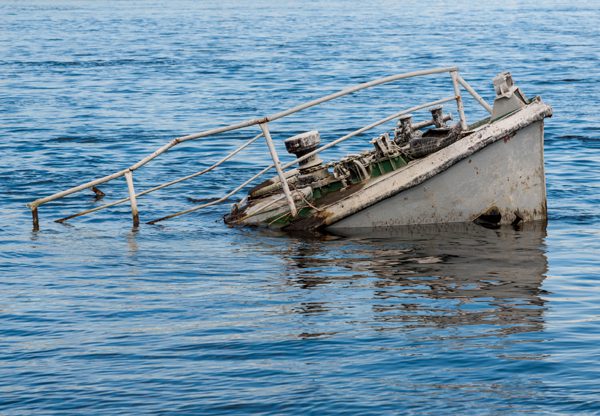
(260, 123), (297, 217)
(266, 67), (458, 122)
(124, 171), (140, 227)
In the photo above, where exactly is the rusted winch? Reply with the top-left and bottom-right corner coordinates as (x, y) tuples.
(284, 131), (332, 186)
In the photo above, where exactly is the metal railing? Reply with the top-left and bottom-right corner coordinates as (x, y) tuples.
(27, 66), (492, 230)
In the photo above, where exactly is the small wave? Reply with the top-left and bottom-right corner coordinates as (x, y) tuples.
(549, 134), (599, 142)
(51, 136), (101, 143)
(1, 57), (181, 69)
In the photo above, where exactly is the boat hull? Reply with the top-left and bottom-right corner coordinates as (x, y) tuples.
(226, 99), (552, 232)
(327, 120), (546, 230)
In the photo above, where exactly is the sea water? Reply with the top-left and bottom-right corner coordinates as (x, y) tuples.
(1, 0), (599, 413)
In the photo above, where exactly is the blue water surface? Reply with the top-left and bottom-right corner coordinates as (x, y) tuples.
(1, 0), (600, 414)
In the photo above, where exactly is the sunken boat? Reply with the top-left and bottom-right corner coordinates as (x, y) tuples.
(27, 67), (552, 232)
(225, 71), (552, 231)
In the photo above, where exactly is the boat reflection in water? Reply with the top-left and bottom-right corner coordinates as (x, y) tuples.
(277, 222), (548, 339)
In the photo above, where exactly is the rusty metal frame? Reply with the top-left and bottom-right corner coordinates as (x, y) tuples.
(27, 66), (493, 229)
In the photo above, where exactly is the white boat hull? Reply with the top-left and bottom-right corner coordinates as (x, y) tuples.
(328, 120), (546, 229)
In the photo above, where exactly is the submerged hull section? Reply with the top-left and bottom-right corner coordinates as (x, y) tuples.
(328, 120), (546, 230)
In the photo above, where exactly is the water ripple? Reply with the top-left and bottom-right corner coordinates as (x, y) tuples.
(2, 0), (600, 414)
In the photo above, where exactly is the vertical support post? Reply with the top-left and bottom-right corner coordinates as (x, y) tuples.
(259, 123), (298, 217)
(124, 170), (140, 227)
(451, 70), (468, 131)
(32, 207), (39, 231)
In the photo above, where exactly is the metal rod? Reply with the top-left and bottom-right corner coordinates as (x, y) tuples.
(412, 114), (452, 130)
(28, 168), (129, 210)
(147, 165), (274, 225)
(124, 171), (140, 227)
(457, 74), (493, 114)
(450, 70), (468, 130)
(55, 133), (263, 223)
(266, 67), (458, 122)
(32, 207), (39, 231)
(260, 123), (297, 217)
(281, 96), (457, 170)
(27, 67), (458, 217)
